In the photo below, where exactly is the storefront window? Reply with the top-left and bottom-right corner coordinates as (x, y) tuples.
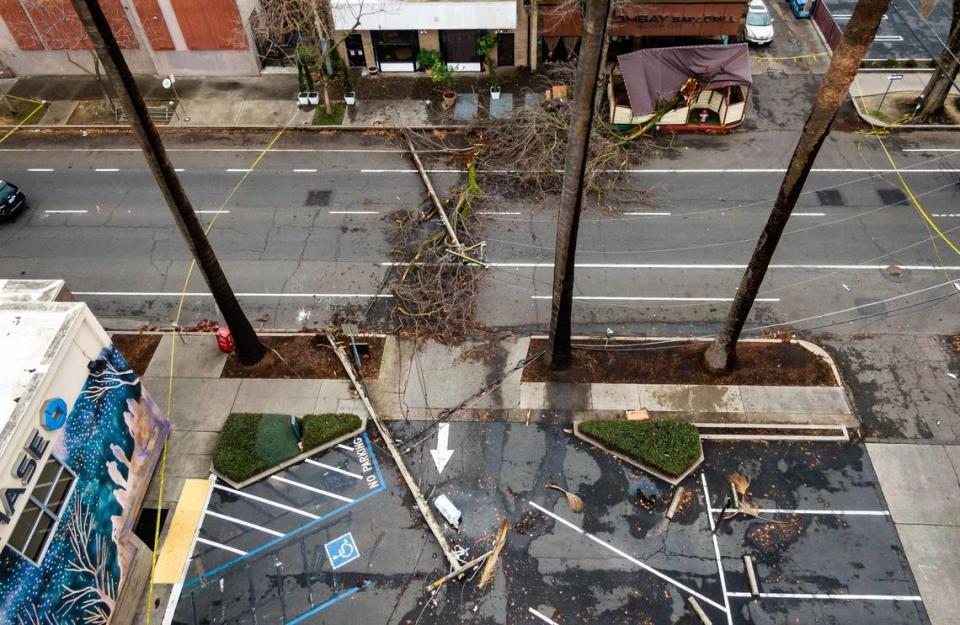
(373, 30), (418, 64)
(7, 456), (75, 563)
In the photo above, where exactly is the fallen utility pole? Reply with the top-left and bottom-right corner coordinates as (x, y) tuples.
(405, 133), (461, 248)
(327, 334), (461, 570)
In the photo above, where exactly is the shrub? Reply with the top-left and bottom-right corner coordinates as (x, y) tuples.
(214, 413), (300, 483)
(430, 60), (456, 91)
(417, 49), (442, 70)
(579, 420), (701, 478)
(302, 413), (363, 451)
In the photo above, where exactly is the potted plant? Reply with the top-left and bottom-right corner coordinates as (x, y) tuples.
(417, 49), (442, 75)
(477, 31), (500, 99)
(296, 45), (319, 107)
(343, 62), (356, 106)
(431, 60), (457, 109)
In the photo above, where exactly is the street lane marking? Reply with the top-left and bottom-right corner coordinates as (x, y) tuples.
(361, 167), (960, 174)
(195, 537), (247, 556)
(470, 263), (960, 271)
(531, 295), (781, 302)
(726, 591), (922, 601)
(479, 211), (522, 215)
(902, 148), (960, 152)
(701, 474), (734, 625)
(204, 510), (285, 537)
(27, 168), (54, 172)
(175, 168), (185, 172)
(44, 210), (87, 214)
(73, 291), (392, 298)
(529, 500), (727, 613)
(874, 35), (905, 41)
(528, 608), (561, 625)
(95, 168), (119, 172)
(270, 475), (354, 502)
(195, 210), (230, 214)
(212, 483), (319, 519)
(755, 508), (890, 516)
(305, 458), (363, 480)
(793, 212), (826, 216)
(328, 210), (380, 214)
(932, 214), (960, 217)
(0, 148), (410, 153)
(293, 168), (318, 173)
(624, 211), (672, 216)
(226, 168), (252, 172)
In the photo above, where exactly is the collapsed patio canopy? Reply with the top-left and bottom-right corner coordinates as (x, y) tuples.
(618, 43), (752, 115)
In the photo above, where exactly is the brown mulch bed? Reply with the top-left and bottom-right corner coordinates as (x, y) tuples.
(112, 333), (162, 376)
(221, 335), (383, 380)
(521, 339), (836, 386)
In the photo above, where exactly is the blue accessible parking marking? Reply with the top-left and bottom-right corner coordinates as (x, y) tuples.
(324, 531), (361, 569)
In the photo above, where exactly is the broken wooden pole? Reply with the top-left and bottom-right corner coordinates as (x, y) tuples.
(405, 133), (461, 248)
(328, 334), (461, 570)
(744, 554), (760, 596)
(687, 596), (712, 625)
(666, 486), (685, 520)
(426, 549), (495, 591)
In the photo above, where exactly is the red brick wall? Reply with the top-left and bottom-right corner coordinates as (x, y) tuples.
(133, 0), (174, 50)
(2, 0), (137, 50)
(170, 0), (246, 50)
(0, 0), (43, 49)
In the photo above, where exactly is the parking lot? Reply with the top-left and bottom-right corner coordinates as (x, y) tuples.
(827, 0), (952, 60)
(170, 422), (930, 624)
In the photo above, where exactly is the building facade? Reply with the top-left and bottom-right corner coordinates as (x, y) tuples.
(0, 280), (169, 625)
(0, 0), (261, 77)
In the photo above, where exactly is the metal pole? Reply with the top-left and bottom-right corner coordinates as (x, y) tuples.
(878, 77), (894, 110)
(69, 0), (265, 365)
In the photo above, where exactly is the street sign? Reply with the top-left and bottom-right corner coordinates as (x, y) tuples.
(324, 532), (360, 570)
(886, 74), (904, 81)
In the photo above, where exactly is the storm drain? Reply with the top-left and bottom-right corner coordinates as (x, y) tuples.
(877, 188), (908, 206)
(815, 189), (846, 206)
(306, 190), (333, 207)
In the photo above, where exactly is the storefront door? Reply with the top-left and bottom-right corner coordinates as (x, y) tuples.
(345, 34), (366, 67)
(441, 30), (481, 72)
(373, 30), (418, 72)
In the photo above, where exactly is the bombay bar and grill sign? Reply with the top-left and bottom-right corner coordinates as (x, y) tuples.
(543, 0), (748, 38)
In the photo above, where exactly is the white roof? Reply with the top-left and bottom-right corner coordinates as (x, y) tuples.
(0, 280), (81, 456)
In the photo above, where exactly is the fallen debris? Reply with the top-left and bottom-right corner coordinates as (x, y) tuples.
(426, 549), (495, 592)
(478, 519), (510, 589)
(666, 486), (686, 520)
(546, 482), (584, 513)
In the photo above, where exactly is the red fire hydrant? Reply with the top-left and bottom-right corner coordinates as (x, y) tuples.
(215, 326), (235, 353)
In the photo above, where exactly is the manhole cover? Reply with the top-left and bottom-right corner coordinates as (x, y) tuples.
(877, 188), (908, 206)
(306, 190), (333, 206)
(815, 189), (845, 206)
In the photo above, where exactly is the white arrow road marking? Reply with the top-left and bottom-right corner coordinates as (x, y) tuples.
(430, 423), (455, 475)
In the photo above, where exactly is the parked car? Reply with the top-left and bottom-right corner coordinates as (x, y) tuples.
(745, 0), (775, 45)
(0, 179), (28, 221)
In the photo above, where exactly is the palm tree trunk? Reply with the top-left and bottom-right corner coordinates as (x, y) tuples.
(914, 0), (960, 122)
(703, 0), (891, 373)
(546, 0), (611, 370)
(69, 0), (265, 365)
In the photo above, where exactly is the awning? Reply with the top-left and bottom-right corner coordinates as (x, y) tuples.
(617, 44), (752, 115)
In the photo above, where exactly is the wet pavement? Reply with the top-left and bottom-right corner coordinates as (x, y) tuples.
(171, 422), (929, 624)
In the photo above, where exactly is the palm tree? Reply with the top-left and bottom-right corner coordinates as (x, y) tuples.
(704, 0), (892, 372)
(69, 0), (265, 365)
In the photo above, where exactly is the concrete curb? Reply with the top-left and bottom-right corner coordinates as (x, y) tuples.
(572, 420), (704, 486)
(210, 412), (367, 490)
(0, 122), (473, 132)
(847, 82), (960, 131)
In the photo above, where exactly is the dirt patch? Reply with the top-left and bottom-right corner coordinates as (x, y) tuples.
(111, 333), (162, 376)
(521, 339), (836, 386)
(67, 99), (174, 125)
(0, 104), (46, 126)
(353, 68), (553, 102)
(221, 334), (383, 380)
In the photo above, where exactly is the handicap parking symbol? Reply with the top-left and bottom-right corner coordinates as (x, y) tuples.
(324, 532), (361, 570)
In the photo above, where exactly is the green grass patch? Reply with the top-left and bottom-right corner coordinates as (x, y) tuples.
(214, 413), (300, 483)
(579, 420), (701, 478)
(302, 413), (362, 451)
(312, 101), (346, 126)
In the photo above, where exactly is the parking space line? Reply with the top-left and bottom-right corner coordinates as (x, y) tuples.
(755, 508), (889, 516)
(337, 444), (353, 452)
(204, 510), (285, 537)
(528, 607), (561, 625)
(196, 537), (247, 556)
(701, 474), (734, 625)
(305, 458), (363, 480)
(212, 482), (320, 519)
(269, 475), (354, 502)
(727, 591), (922, 601)
(529, 500), (727, 613)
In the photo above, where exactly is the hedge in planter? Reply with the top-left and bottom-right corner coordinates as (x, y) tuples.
(214, 413), (300, 483)
(578, 420), (701, 478)
(302, 413), (363, 451)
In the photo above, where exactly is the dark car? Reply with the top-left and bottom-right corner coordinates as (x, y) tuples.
(0, 179), (28, 221)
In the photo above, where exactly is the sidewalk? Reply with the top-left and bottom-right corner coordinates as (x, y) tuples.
(849, 69), (960, 127)
(2, 73), (534, 128)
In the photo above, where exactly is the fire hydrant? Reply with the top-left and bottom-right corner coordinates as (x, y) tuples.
(215, 326), (234, 353)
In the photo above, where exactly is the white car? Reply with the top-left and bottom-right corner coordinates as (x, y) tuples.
(745, 0), (775, 45)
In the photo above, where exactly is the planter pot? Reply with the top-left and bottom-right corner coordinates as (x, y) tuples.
(310, 71), (320, 82)
(307, 91), (320, 106)
(424, 68), (433, 77)
(490, 86), (501, 100)
(297, 91), (309, 106)
(367, 66), (379, 76)
(442, 90), (457, 110)
(344, 92), (356, 106)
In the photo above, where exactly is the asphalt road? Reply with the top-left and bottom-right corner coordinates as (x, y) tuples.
(827, 0), (954, 61)
(1, 128), (958, 336)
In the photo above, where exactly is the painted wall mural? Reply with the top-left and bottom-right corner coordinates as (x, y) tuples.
(0, 345), (169, 625)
